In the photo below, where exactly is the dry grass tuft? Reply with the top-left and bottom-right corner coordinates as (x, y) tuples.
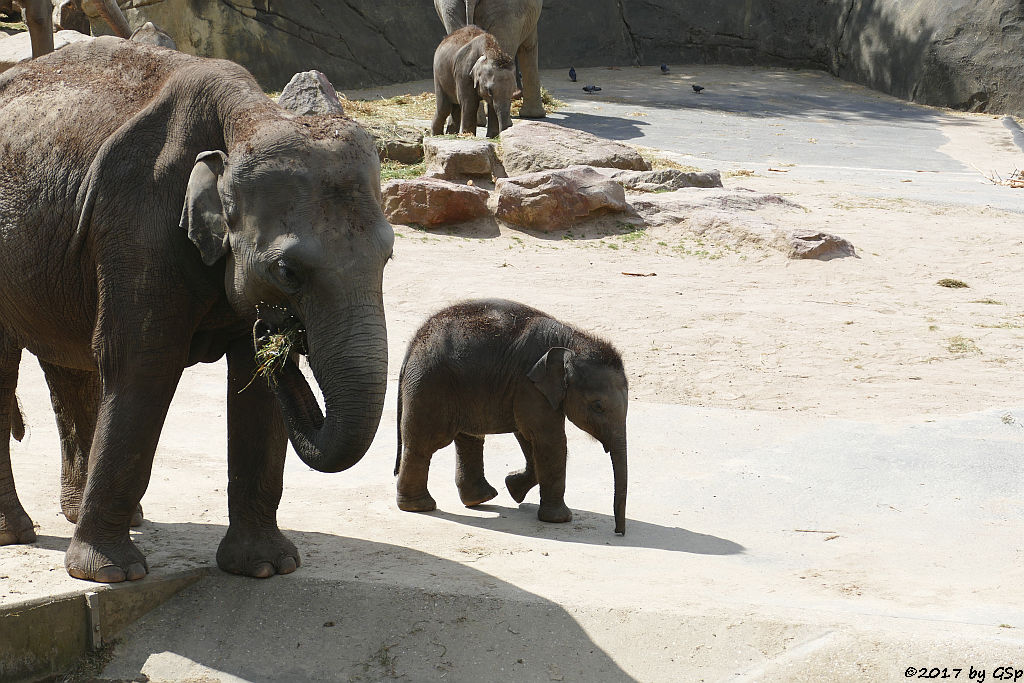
(937, 278), (969, 289)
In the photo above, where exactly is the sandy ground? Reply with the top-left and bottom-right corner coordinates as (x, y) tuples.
(2, 66), (1024, 681)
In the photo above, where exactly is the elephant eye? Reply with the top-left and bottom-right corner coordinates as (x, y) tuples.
(274, 259), (300, 287)
(590, 400), (605, 414)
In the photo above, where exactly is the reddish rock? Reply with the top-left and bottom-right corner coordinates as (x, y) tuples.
(495, 165), (628, 232)
(381, 178), (490, 226)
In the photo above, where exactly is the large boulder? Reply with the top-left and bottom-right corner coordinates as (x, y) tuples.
(598, 168), (723, 192)
(500, 121), (651, 177)
(630, 188), (855, 259)
(277, 70), (344, 116)
(381, 178), (490, 227)
(423, 137), (505, 181)
(495, 165), (628, 232)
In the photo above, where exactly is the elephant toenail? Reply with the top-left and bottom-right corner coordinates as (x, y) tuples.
(252, 562), (275, 578)
(95, 565), (127, 583)
(278, 556), (297, 574)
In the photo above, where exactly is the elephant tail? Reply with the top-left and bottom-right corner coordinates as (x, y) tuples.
(394, 366), (404, 476)
(10, 394), (25, 442)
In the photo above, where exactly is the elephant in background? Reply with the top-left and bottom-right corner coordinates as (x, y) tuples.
(434, 0), (545, 119)
(6, 0), (130, 57)
(433, 25), (516, 138)
(0, 38), (393, 582)
(395, 299), (628, 535)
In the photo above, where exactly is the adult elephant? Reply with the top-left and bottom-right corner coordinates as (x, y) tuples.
(0, 38), (394, 583)
(434, 0), (545, 119)
(6, 0), (131, 57)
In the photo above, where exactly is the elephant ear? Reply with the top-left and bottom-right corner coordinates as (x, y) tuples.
(180, 150), (230, 266)
(528, 347), (573, 410)
(471, 55), (487, 90)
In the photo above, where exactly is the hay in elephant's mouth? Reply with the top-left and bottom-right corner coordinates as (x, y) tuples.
(247, 325), (306, 390)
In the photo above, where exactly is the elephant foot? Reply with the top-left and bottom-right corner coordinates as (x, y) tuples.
(505, 470), (537, 504)
(63, 501), (143, 527)
(0, 508), (37, 545)
(397, 492), (437, 513)
(517, 104), (546, 119)
(537, 501), (572, 524)
(459, 481), (498, 508)
(65, 535), (148, 582)
(217, 525), (300, 579)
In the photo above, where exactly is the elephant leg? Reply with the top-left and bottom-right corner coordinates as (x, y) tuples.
(433, 86), (454, 136)
(459, 93), (481, 135)
(23, 0), (54, 58)
(505, 431), (538, 503)
(446, 104), (462, 135)
(64, 361), (182, 582)
(0, 341), (35, 545)
(530, 431), (572, 524)
(216, 339), (299, 579)
(396, 408), (450, 511)
(516, 34), (545, 119)
(485, 102), (499, 139)
(454, 433), (497, 507)
(40, 361), (144, 528)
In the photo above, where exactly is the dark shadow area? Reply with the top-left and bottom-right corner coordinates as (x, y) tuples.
(513, 213), (647, 243)
(548, 110), (651, 140)
(29, 534), (72, 552)
(63, 523), (639, 683)
(401, 214), (503, 239)
(429, 505), (745, 555)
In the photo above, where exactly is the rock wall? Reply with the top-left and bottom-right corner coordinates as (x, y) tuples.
(116, 0), (1024, 116)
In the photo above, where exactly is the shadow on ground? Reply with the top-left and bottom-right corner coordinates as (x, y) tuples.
(431, 504), (745, 555)
(59, 524), (640, 682)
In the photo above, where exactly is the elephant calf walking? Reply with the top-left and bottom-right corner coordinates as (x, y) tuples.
(395, 299), (628, 534)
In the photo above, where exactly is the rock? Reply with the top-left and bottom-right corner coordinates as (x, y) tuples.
(500, 121), (650, 176)
(495, 165), (628, 232)
(364, 124), (424, 164)
(277, 70), (345, 117)
(599, 168), (723, 192)
(381, 178), (490, 227)
(0, 30), (93, 74)
(423, 137), (505, 181)
(630, 188), (854, 259)
(54, 0), (92, 34)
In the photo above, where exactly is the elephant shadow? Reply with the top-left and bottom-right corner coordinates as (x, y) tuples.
(429, 504), (745, 555)
(71, 523), (642, 682)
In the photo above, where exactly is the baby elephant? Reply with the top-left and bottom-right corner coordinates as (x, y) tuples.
(395, 299), (628, 534)
(432, 25), (516, 138)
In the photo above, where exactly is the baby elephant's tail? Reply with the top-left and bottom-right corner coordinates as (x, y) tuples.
(394, 370), (404, 476)
(10, 394), (25, 442)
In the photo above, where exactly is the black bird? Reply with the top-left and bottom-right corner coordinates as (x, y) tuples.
(660, 63), (670, 74)
(569, 66), (576, 82)
(582, 85), (602, 93)
(692, 84), (705, 93)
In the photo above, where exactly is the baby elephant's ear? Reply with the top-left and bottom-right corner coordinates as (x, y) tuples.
(528, 347), (573, 410)
(180, 150), (229, 266)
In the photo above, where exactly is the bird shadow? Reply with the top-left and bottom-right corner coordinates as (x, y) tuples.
(428, 504), (745, 555)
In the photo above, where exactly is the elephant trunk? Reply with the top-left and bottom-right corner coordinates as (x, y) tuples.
(610, 437), (627, 535)
(272, 299), (388, 473)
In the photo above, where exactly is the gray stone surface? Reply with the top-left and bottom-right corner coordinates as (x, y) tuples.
(119, 0), (1024, 116)
(277, 69), (345, 117)
(603, 168), (724, 192)
(500, 121), (651, 176)
(423, 137), (505, 180)
(495, 165), (628, 232)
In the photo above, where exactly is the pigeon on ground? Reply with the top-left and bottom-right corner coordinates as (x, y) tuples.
(660, 63), (670, 74)
(692, 84), (705, 93)
(582, 85), (602, 93)
(569, 66), (577, 82)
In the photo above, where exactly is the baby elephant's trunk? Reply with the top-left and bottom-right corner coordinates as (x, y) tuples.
(610, 439), (627, 535)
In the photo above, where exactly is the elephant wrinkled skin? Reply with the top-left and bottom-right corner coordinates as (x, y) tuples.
(434, 0), (546, 119)
(0, 39), (394, 583)
(395, 299), (628, 535)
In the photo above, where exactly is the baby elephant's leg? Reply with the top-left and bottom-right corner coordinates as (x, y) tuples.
(454, 434), (497, 507)
(506, 431), (538, 503)
(396, 442), (439, 512)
